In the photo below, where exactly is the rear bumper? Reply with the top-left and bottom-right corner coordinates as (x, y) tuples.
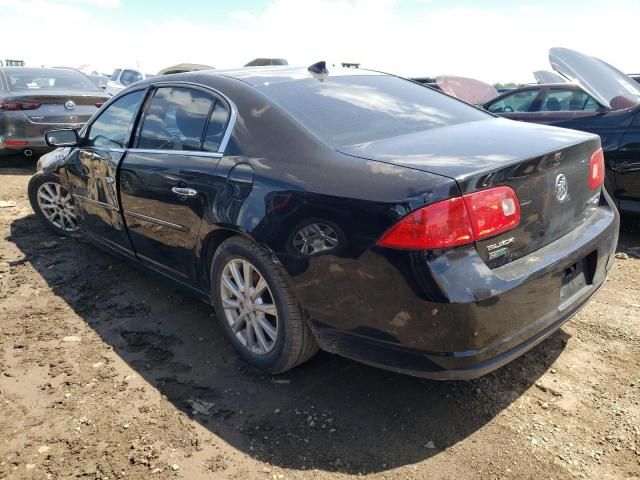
(308, 196), (619, 380)
(0, 112), (85, 155)
(311, 281), (601, 379)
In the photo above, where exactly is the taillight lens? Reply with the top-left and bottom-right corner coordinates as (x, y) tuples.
(589, 148), (604, 190)
(463, 186), (521, 240)
(377, 186), (521, 250)
(0, 100), (41, 111)
(376, 197), (474, 249)
(95, 102), (105, 108)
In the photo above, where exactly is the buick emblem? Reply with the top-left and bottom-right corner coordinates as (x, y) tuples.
(554, 173), (568, 202)
(64, 100), (76, 110)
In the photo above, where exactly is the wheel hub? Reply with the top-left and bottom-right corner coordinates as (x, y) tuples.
(36, 181), (79, 232)
(220, 258), (279, 355)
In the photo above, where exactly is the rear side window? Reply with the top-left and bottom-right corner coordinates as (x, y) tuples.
(539, 89), (599, 112)
(137, 87), (214, 151)
(120, 70), (143, 86)
(259, 75), (490, 147)
(203, 101), (231, 152)
(487, 89), (540, 113)
(86, 89), (145, 148)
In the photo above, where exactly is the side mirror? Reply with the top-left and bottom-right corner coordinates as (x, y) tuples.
(45, 129), (79, 147)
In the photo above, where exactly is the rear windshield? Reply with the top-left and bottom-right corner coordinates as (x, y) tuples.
(259, 75), (490, 147)
(6, 69), (99, 92)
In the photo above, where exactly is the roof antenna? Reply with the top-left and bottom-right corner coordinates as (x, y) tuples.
(307, 61), (329, 81)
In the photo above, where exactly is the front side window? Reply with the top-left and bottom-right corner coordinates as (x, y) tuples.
(137, 87), (214, 151)
(487, 89), (540, 114)
(538, 89), (600, 112)
(120, 69), (143, 86)
(86, 89), (145, 148)
(110, 69), (122, 81)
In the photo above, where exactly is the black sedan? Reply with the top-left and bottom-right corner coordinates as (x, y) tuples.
(28, 64), (619, 379)
(0, 67), (110, 159)
(482, 48), (640, 215)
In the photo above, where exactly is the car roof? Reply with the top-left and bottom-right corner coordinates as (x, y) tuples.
(189, 65), (385, 86)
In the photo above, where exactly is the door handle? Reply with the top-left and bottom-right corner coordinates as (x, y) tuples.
(171, 186), (197, 197)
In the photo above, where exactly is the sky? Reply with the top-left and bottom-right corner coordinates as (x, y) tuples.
(1, 0), (639, 83)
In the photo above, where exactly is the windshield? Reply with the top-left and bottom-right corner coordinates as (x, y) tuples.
(550, 47), (640, 110)
(6, 68), (100, 92)
(259, 75), (490, 147)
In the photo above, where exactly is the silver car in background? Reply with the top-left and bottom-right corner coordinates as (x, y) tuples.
(0, 67), (109, 158)
(105, 68), (145, 95)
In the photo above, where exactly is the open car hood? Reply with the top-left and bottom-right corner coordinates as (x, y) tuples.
(549, 47), (640, 110)
(533, 70), (567, 84)
(435, 75), (498, 105)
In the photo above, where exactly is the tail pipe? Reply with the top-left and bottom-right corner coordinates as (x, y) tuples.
(23, 149), (33, 157)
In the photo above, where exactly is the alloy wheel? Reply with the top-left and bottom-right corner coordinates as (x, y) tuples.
(220, 258), (279, 355)
(36, 182), (79, 232)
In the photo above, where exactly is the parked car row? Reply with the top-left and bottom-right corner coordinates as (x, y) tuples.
(25, 59), (619, 380)
(438, 48), (640, 216)
(1, 59), (290, 159)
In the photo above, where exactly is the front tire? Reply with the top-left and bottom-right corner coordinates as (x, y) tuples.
(28, 172), (79, 236)
(210, 236), (318, 373)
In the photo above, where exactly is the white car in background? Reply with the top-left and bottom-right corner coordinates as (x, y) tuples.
(105, 68), (145, 95)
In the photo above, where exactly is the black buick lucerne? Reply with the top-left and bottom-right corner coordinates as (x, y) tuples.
(28, 64), (619, 379)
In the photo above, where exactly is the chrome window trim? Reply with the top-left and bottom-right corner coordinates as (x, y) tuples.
(127, 148), (223, 158)
(124, 210), (188, 232)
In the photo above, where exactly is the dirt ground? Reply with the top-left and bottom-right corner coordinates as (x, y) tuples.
(0, 159), (639, 480)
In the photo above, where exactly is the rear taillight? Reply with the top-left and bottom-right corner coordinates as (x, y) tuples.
(376, 186), (521, 250)
(463, 186), (521, 240)
(95, 102), (105, 108)
(589, 148), (604, 190)
(376, 197), (474, 249)
(0, 100), (41, 111)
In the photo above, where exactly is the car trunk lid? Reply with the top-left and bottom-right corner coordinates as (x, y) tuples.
(6, 90), (106, 125)
(338, 118), (602, 266)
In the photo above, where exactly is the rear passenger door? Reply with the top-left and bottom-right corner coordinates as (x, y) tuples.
(119, 85), (231, 286)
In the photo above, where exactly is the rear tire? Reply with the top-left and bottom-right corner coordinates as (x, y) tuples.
(210, 236), (318, 373)
(28, 172), (79, 237)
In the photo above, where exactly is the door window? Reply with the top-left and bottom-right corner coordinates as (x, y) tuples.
(137, 87), (214, 151)
(120, 69), (143, 86)
(538, 89), (600, 112)
(486, 89), (540, 113)
(203, 101), (231, 152)
(85, 89), (145, 148)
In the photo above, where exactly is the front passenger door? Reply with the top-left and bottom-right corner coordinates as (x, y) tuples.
(66, 89), (146, 255)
